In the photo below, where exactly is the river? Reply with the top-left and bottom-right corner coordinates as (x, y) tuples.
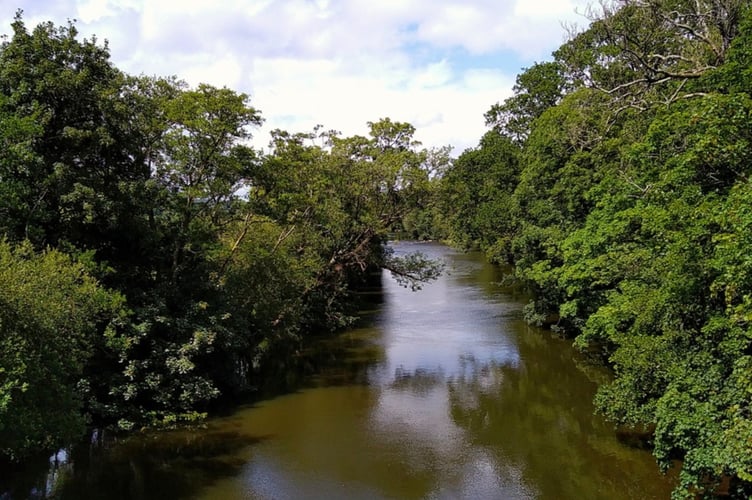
(4, 242), (675, 499)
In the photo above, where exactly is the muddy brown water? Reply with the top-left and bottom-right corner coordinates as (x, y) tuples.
(3, 242), (676, 499)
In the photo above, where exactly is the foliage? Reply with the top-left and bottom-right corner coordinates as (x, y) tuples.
(556, 0), (746, 110)
(439, 131), (520, 260)
(0, 14), (443, 461)
(0, 241), (124, 459)
(485, 61), (566, 143)
(436, 1), (752, 496)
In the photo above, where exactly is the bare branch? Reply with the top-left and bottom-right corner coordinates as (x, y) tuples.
(571, 0), (744, 109)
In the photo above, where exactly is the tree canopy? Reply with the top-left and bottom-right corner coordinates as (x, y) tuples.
(3, 3), (752, 497)
(434, 1), (752, 497)
(0, 13), (443, 460)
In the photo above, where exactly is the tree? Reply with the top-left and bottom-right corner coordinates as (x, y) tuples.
(94, 82), (264, 428)
(485, 62), (566, 143)
(439, 131), (520, 260)
(556, 0), (747, 110)
(0, 11), (153, 262)
(0, 241), (123, 460)
(156, 83), (262, 283)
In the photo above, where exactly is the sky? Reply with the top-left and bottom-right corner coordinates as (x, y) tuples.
(0, 0), (591, 154)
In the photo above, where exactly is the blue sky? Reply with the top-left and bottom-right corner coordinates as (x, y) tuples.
(1, 0), (590, 153)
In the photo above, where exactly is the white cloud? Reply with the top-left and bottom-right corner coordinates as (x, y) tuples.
(1, 0), (589, 154)
(182, 54), (245, 91)
(412, 60), (453, 88)
(76, 0), (113, 23)
(514, 0), (581, 18)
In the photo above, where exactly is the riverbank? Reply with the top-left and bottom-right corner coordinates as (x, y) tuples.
(2, 243), (676, 499)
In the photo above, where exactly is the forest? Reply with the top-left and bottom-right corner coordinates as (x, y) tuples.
(423, 0), (752, 497)
(0, 7), (442, 464)
(1, 0), (752, 498)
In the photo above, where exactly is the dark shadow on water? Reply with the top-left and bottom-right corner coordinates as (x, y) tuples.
(1, 429), (268, 500)
(251, 295), (388, 398)
(203, 281), (389, 422)
(246, 323), (386, 400)
(1, 452), (56, 500)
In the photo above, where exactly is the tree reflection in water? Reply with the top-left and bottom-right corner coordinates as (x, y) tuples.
(447, 332), (675, 500)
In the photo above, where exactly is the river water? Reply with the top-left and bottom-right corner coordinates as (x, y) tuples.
(5, 242), (675, 499)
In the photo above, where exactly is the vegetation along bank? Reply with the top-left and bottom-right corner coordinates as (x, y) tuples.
(2, 1), (752, 497)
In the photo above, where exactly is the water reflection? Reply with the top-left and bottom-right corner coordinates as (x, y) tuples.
(3, 242), (675, 499)
(373, 243), (520, 383)
(0, 450), (72, 500)
(1, 427), (267, 500)
(447, 351), (669, 499)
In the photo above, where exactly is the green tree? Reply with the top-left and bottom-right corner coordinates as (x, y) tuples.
(556, 0), (746, 110)
(94, 82), (264, 428)
(157, 83), (262, 283)
(485, 61), (565, 143)
(0, 240), (123, 459)
(0, 12), (153, 264)
(439, 131), (520, 260)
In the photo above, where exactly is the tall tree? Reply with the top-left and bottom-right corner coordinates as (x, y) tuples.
(485, 61), (566, 143)
(556, 0), (747, 110)
(0, 12), (152, 262)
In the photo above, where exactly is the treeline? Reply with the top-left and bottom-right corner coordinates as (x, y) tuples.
(0, 14), (443, 461)
(422, 0), (752, 497)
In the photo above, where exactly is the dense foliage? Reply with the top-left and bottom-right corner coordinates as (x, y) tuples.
(0, 241), (124, 459)
(4, 2), (752, 497)
(0, 14), (442, 461)
(435, 0), (752, 497)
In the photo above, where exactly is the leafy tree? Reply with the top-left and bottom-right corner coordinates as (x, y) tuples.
(439, 131), (520, 260)
(440, 2), (752, 496)
(93, 82), (264, 428)
(400, 145), (452, 241)
(0, 12), (152, 263)
(556, 0), (746, 110)
(256, 119), (442, 305)
(156, 83), (262, 283)
(0, 241), (123, 459)
(509, 88), (624, 325)
(485, 61), (565, 143)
